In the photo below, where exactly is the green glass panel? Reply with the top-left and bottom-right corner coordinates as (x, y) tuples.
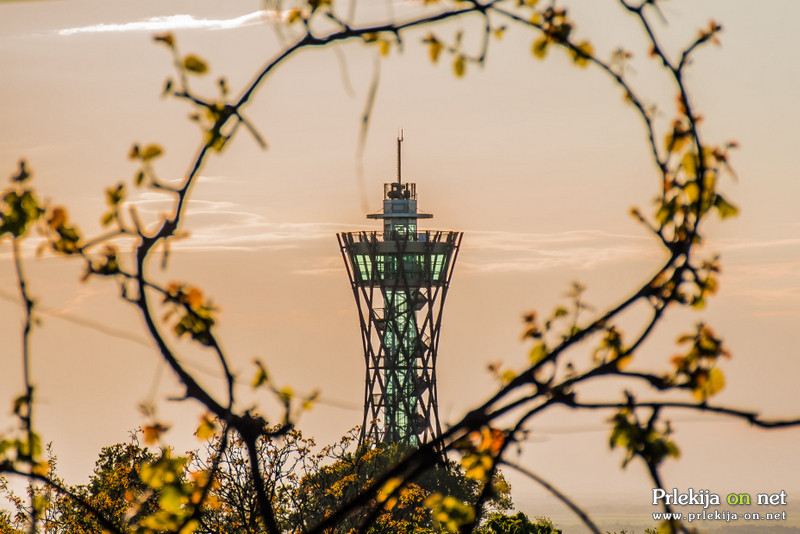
(354, 254), (372, 280)
(431, 254), (445, 280)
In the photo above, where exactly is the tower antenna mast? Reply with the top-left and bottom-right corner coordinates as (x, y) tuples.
(396, 129), (404, 185)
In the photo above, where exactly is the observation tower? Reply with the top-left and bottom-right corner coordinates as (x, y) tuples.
(337, 136), (462, 447)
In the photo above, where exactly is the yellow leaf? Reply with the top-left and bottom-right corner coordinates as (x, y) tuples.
(302, 389), (320, 411)
(461, 453), (491, 480)
(453, 55), (465, 77)
(153, 33), (175, 47)
(48, 207), (66, 230)
(143, 422), (170, 445)
(252, 360), (269, 389)
(571, 40), (593, 67)
(615, 354), (632, 370)
(691, 295), (706, 310)
(664, 131), (689, 153)
(684, 181), (700, 203)
(128, 144), (140, 160)
(681, 151), (698, 177)
(32, 461), (49, 477)
(378, 477), (402, 503)
(278, 386), (293, 403)
(184, 287), (204, 309)
(195, 414), (217, 440)
(532, 36), (548, 59)
(190, 469), (210, 488)
(159, 484), (184, 513)
(529, 342), (547, 365)
(141, 144), (164, 161)
(424, 492), (443, 509)
(501, 369), (516, 384)
(379, 39), (390, 56)
(183, 54), (209, 75)
(179, 520), (199, 534)
(693, 367), (725, 401)
(704, 275), (718, 295)
(427, 36), (443, 63)
(287, 8), (302, 23)
(714, 195), (739, 219)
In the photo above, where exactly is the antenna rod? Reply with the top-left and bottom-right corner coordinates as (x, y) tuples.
(396, 129), (404, 185)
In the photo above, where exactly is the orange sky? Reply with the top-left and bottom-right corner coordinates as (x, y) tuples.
(2, 0), (800, 530)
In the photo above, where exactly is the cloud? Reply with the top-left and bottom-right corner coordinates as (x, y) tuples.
(121, 191), (358, 251)
(57, 11), (281, 36)
(725, 260), (800, 280)
(710, 236), (800, 253)
(466, 229), (652, 250)
(294, 256), (346, 276)
(454, 230), (800, 276)
(460, 229), (660, 273)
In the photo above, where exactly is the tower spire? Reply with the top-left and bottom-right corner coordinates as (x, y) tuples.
(396, 129), (404, 185)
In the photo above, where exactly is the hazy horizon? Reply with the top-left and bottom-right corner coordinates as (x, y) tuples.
(2, 0), (799, 531)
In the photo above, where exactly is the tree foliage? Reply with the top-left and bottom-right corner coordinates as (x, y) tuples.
(0, 430), (512, 534)
(2, 0), (800, 533)
(477, 512), (561, 534)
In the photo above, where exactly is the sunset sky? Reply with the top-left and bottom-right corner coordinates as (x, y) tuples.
(2, 0), (799, 530)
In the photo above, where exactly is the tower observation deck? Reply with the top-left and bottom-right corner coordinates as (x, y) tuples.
(337, 136), (462, 447)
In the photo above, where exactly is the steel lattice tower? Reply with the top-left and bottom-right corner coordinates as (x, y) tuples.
(338, 136), (462, 447)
